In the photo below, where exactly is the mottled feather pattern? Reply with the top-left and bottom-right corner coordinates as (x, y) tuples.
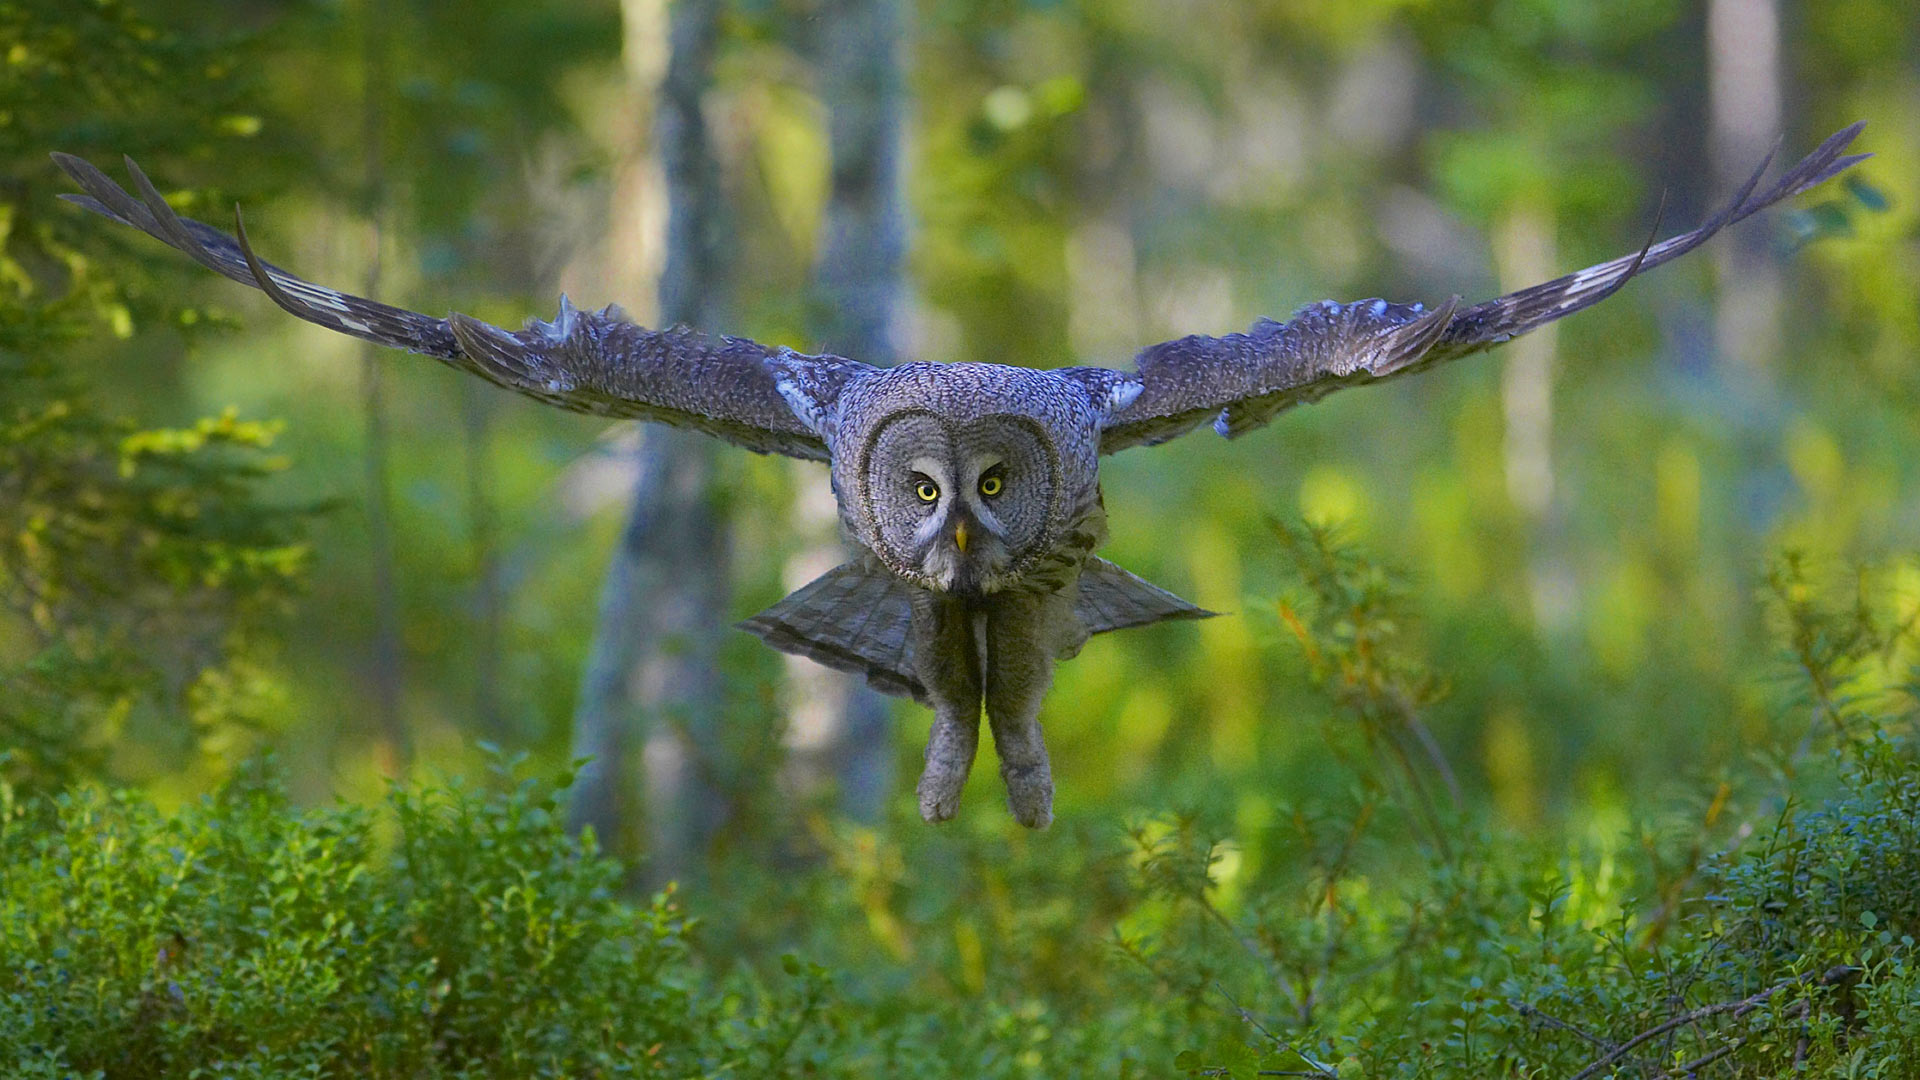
(52, 152), (868, 462)
(448, 312), (851, 459)
(1052, 366), (1146, 422)
(1097, 122), (1869, 454)
(56, 154), (461, 356)
(1073, 558), (1215, 635)
(741, 556), (1210, 702)
(1416, 122), (1868, 370)
(830, 363), (1108, 593)
(738, 559), (927, 703)
(765, 348), (875, 441)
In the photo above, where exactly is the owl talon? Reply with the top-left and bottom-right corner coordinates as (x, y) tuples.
(917, 708), (979, 823)
(916, 770), (966, 823)
(1001, 763), (1054, 829)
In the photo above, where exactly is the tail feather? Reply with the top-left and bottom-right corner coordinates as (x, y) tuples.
(1074, 557), (1215, 634)
(739, 561), (926, 703)
(739, 556), (1213, 704)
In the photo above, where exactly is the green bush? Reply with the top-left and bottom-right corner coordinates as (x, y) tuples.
(0, 759), (832, 1079)
(5, 533), (1918, 1079)
(0, 0), (312, 793)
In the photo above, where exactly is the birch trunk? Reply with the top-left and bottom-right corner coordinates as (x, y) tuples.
(1495, 203), (1574, 634)
(570, 0), (732, 881)
(783, 0), (907, 820)
(1707, 0), (1783, 377)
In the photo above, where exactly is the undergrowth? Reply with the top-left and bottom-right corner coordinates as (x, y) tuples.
(3, 527), (1918, 1078)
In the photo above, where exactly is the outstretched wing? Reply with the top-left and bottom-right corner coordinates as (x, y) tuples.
(53, 153), (870, 461)
(1094, 122), (1870, 453)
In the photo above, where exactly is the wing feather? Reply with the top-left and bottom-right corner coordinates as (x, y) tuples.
(54, 153), (871, 461)
(1097, 122), (1869, 454)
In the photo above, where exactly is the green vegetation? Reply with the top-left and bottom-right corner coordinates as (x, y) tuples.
(4, 530), (1917, 1076)
(0, 0), (312, 792)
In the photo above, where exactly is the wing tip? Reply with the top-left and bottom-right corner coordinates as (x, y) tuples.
(49, 150), (89, 175)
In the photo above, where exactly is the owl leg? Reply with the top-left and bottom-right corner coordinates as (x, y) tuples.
(909, 593), (983, 823)
(984, 595), (1060, 829)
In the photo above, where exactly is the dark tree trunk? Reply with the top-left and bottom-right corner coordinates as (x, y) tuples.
(783, 0), (906, 821)
(569, 0), (732, 882)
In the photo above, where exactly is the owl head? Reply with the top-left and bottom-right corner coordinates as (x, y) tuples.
(835, 364), (1106, 598)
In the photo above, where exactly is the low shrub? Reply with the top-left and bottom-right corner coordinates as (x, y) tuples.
(6, 529), (1918, 1078)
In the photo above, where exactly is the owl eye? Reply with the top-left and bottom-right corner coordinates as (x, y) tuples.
(914, 478), (940, 503)
(978, 474), (1003, 498)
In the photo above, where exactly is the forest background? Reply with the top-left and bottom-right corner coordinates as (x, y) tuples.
(3, 0), (1919, 1075)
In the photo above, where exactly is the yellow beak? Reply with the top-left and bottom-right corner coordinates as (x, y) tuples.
(953, 520), (969, 555)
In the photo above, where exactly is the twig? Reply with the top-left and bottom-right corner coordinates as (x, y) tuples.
(1367, 723), (1454, 860)
(1565, 967), (1858, 1080)
(1389, 686), (1460, 806)
(1513, 1001), (1620, 1052)
(1198, 893), (1301, 1016)
(1657, 1039), (1739, 1077)
(1215, 984), (1337, 1079)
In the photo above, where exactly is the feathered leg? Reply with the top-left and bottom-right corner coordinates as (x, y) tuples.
(984, 592), (1065, 829)
(909, 592), (983, 823)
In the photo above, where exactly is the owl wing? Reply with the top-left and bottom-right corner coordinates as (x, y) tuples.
(1092, 122), (1868, 454)
(53, 153), (870, 462)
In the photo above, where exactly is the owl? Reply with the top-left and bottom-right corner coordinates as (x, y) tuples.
(54, 123), (1865, 827)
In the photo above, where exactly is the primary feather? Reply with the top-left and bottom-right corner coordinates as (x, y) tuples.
(52, 152), (868, 461)
(1095, 122), (1870, 453)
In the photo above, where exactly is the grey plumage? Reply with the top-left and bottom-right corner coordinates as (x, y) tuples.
(739, 555), (1213, 706)
(52, 122), (1868, 827)
(738, 557), (926, 703)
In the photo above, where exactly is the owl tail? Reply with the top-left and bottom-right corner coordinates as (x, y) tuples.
(739, 557), (1213, 704)
(1074, 557), (1216, 636)
(738, 559), (930, 703)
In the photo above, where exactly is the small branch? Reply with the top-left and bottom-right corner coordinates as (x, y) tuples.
(1514, 1001), (1618, 1051)
(1389, 686), (1460, 806)
(1198, 894), (1302, 1017)
(1658, 1039), (1738, 1078)
(1566, 967), (1858, 1080)
(1215, 984), (1337, 1080)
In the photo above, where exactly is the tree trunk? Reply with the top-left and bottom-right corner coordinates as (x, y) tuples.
(1707, 0), (1783, 377)
(358, 0), (408, 773)
(569, 0), (732, 882)
(782, 0), (906, 821)
(1495, 202), (1574, 634)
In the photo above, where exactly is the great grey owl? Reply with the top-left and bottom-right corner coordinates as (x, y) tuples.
(54, 123), (1866, 827)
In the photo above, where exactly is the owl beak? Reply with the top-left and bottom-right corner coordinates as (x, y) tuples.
(952, 519), (970, 555)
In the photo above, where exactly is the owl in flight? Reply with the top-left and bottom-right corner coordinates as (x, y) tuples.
(55, 123), (1865, 827)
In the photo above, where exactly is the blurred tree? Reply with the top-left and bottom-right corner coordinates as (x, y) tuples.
(570, 0), (733, 881)
(1708, 0), (1785, 379)
(781, 0), (907, 821)
(353, 0), (410, 771)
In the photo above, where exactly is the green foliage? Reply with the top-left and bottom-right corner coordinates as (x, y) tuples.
(7, 531), (1920, 1077)
(0, 0), (310, 791)
(0, 366), (308, 789)
(0, 0), (269, 167)
(0, 759), (743, 1078)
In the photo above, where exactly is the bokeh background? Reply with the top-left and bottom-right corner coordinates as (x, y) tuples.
(4, 0), (1917, 958)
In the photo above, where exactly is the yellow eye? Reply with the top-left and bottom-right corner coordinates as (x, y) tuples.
(979, 475), (1003, 498)
(915, 480), (940, 503)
